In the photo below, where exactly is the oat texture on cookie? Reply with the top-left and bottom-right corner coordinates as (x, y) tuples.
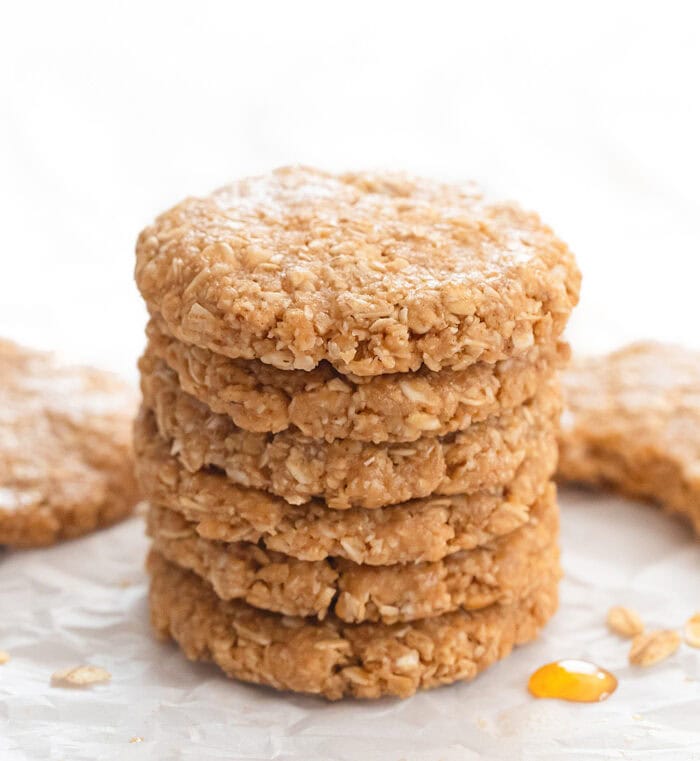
(148, 551), (560, 700)
(136, 167), (580, 376)
(145, 315), (569, 443)
(134, 410), (557, 565)
(147, 491), (559, 623)
(558, 342), (700, 533)
(139, 352), (561, 509)
(0, 339), (140, 548)
(133, 167), (578, 698)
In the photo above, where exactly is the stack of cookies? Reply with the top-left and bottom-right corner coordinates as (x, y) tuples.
(133, 167), (580, 700)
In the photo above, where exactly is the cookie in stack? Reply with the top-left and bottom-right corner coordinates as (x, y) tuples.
(133, 167), (580, 699)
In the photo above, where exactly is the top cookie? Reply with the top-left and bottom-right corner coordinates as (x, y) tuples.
(136, 167), (580, 376)
(0, 339), (140, 547)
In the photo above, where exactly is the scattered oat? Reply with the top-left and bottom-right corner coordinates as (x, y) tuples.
(684, 613), (700, 648)
(51, 665), (111, 687)
(632, 713), (643, 721)
(129, 737), (143, 744)
(607, 606), (644, 638)
(0, 650), (10, 664)
(629, 630), (680, 667)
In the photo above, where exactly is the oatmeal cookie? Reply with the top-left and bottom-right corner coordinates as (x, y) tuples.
(140, 353), (560, 508)
(145, 315), (568, 442)
(135, 167), (580, 376)
(148, 492), (558, 623)
(558, 342), (700, 533)
(0, 339), (139, 547)
(134, 411), (557, 564)
(148, 550), (560, 699)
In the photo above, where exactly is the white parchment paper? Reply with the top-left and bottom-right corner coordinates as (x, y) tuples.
(2, 488), (700, 760)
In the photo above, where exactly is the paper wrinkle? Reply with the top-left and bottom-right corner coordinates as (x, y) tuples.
(1, 489), (700, 760)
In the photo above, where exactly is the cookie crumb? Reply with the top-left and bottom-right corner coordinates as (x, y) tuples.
(129, 737), (143, 744)
(51, 665), (111, 687)
(629, 630), (680, 667)
(606, 606), (644, 638)
(684, 613), (700, 648)
(0, 650), (10, 664)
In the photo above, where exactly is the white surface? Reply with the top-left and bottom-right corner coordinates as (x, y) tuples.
(1, 1), (700, 759)
(2, 491), (700, 761)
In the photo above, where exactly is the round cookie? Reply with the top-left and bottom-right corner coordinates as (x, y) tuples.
(558, 341), (700, 533)
(140, 352), (561, 509)
(145, 315), (569, 443)
(134, 410), (557, 565)
(148, 491), (558, 623)
(0, 339), (140, 548)
(135, 167), (580, 376)
(148, 550), (560, 700)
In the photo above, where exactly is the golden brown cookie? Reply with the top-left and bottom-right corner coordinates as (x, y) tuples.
(140, 353), (560, 508)
(145, 315), (569, 442)
(148, 550), (560, 700)
(558, 342), (700, 533)
(0, 339), (140, 547)
(134, 410), (557, 565)
(148, 490), (558, 623)
(135, 167), (580, 376)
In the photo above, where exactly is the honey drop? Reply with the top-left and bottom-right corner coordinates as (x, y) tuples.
(528, 659), (617, 703)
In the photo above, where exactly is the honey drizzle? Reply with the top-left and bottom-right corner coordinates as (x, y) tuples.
(528, 659), (617, 703)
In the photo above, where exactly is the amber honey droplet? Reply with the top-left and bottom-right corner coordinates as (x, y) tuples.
(528, 659), (617, 703)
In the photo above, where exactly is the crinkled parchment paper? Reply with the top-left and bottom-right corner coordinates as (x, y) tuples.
(1, 489), (700, 760)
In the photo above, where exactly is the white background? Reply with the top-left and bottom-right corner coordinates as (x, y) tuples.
(1, 0), (699, 374)
(1, 2), (699, 759)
